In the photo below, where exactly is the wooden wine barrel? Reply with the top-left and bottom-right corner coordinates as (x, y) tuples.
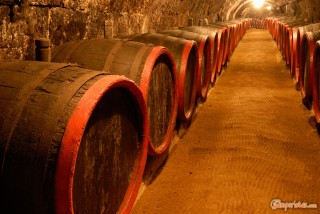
(246, 19), (252, 31)
(239, 19), (250, 40)
(229, 24), (239, 51)
(217, 19), (246, 55)
(299, 30), (320, 105)
(283, 20), (307, 66)
(223, 19), (246, 50)
(181, 26), (222, 80)
(295, 23), (320, 81)
(252, 19), (258, 28)
(291, 26), (300, 80)
(127, 33), (198, 121)
(231, 22), (241, 51)
(223, 19), (247, 49)
(290, 23), (313, 80)
(269, 17), (281, 39)
(158, 30), (212, 100)
(209, 20), (244, 56)
(294, 24), (316, 82)
(0, 61), (148, 214)
(313, 41), (320, 123)
(265, 18), (274, 34)
(204, 23), (229, 65)
(229, 21), (241, 50)
(52, 38), (178, 155)
(252, 19), (266, 29)
(277, 18), (296, 50)
(202, 26), (227, 73)
(278, 19), (298, 57)
(211, 23), (230, 50)
(270, 17), (287, 41)
(269, 18), (296, 62)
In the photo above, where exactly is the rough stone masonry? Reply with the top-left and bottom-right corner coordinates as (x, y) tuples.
(0, 0), (318, 62)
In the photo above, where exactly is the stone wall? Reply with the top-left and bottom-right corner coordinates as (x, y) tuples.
(298, 0), (320, 22)
(0, 0), (223, 62)
(0, 0), (319, 62)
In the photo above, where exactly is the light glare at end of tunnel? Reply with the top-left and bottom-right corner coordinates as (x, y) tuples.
(252, 0), (265, 8)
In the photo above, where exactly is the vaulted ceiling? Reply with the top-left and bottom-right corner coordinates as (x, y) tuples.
(186, 0), (316, 24)
(220, 0), (290, 19)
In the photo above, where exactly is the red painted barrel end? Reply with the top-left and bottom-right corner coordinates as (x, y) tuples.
(139, 46), (179, 155)
(299, 32), (317, 103)
(178, 40), (199, 121)
(313, 41), (320, 123)
(55, 75), (149, 214)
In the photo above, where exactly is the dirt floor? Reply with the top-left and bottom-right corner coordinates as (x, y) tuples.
(131, 29), (320, 213)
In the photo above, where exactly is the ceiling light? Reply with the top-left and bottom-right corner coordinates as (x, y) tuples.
(253, 0), (265, 9)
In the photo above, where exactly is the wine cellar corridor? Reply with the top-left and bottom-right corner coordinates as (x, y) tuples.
(1, 0), (320, 213)
(131, 28), (320, 213)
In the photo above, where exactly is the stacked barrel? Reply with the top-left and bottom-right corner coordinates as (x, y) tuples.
(0, 18), (252, 214)
(266, 17), (320, 123)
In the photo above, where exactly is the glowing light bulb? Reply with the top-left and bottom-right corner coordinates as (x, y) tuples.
(253, 0), (265, 8)
(266, 6), (272, 10)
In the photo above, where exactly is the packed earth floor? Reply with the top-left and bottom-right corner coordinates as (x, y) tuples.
(131, 29), (320, 213)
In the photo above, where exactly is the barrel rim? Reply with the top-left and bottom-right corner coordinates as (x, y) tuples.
(299, 32), (316, 100)
(216, 29), (225, 74)
(197, 35), (212, 100)
(313, 41), (320, 123)
(291, 27), (299, 80)
(210, 32), (219, 83)
(178, 26), (217, 83)
(153, 30), (211, 100)
(178, 40), (199, 121)
(54, 75), (148, 214)
(139, 46), (179, 155)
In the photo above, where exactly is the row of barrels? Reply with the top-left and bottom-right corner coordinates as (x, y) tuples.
(0, 18), (252, 214)
(251, 19), (267, 29)
(266, 17), (320, 123)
